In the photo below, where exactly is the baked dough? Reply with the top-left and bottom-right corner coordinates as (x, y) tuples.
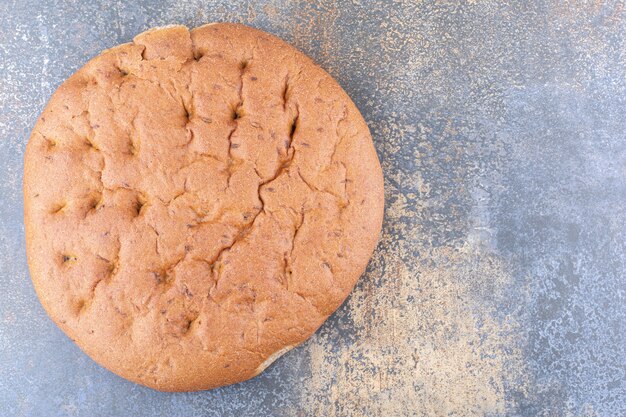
(24, 23), (383, 391)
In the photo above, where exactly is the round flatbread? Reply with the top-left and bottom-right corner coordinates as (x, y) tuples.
(24, 23), (384, 391)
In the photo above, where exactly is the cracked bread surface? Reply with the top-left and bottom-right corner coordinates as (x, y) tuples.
(23, 23), (384, 392)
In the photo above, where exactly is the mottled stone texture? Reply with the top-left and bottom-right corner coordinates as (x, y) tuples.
(0, 1), (624, 416)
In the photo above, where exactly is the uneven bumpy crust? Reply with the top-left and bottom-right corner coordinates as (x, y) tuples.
(23, 23), (384, 392)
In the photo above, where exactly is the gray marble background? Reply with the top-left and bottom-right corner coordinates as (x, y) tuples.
(0, 1), (624, 416)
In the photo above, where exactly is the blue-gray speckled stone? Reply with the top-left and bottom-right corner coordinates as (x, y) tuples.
(0, 1), (624, 416)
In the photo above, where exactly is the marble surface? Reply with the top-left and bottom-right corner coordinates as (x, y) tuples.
(0, 1), (624, 416)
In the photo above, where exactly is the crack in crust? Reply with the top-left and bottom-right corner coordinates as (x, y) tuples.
(210, 83), (300, 284)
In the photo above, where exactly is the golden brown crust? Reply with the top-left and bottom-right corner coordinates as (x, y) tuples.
(24, 23), (384, 391)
